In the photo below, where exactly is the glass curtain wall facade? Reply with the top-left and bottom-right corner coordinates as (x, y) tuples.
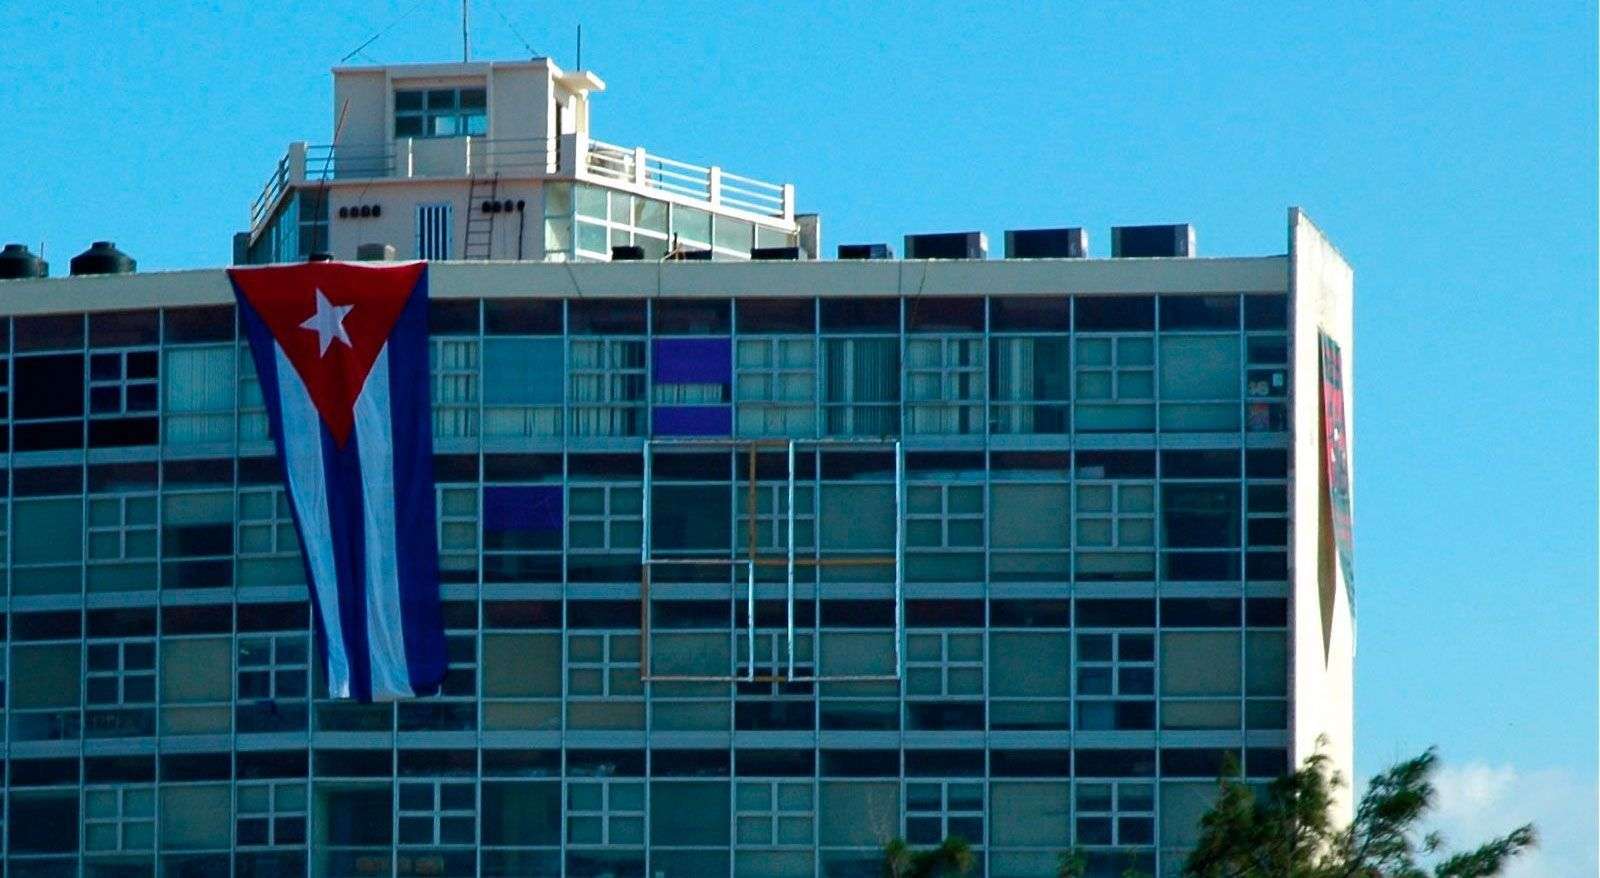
(0, 291), (1292, 878)
(543, 183), (798, 262)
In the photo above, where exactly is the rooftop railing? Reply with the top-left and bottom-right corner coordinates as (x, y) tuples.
(585, 139), (791, 219)
(250, 134), (794, 231)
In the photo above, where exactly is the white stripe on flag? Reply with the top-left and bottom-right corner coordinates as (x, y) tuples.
(354, 345), (415, 700)
(274, 346), (352, 698)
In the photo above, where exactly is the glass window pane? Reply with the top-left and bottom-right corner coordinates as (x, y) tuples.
(675, 207), (711, 244)
(1160, 336), (1239, 400)
(714, 217), (753, 252)
(161, 785), (231, 849)
(483, 781), (560, 846)
(1161, 632), (1242, 696)
(990, 782), (1070, 846)
(1246, 631), (1288, 696)
(15, 498), (84, 564)
(992, 485), (1068, 548)
(315, 784), (392, 846)
(162, 638), (231, 702)
(819, 485), (894, 550)
(650, 783), (730, 845)
(990, 633), (1069, 697)
(1076, 338), (1111, 366)
(483, 339), (563, 405)
(818, 782), (897, 846)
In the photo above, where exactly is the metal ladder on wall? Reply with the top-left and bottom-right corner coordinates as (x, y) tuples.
(462, 174), (498, 260)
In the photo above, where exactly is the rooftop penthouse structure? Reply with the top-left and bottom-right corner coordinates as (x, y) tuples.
(241, 60), (807, 266)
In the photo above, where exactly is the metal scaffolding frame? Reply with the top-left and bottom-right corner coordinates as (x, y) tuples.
(639, 437), (904, 683)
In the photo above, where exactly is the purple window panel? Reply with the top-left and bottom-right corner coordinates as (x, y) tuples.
(652, 338), (732, 385)
(484, 485), (563, 532)
(652, 405), (732, 437)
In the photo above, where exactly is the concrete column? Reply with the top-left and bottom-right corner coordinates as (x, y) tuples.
(287, 142), (308, 184)
(563, 132), (586, 177)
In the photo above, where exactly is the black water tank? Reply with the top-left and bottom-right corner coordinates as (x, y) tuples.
(904, 232), (987, 259)
(838, 243), (893, 260)
(69, 241), (136, 276)
(0, 244), (48, 279)
(1005, 228), (1089, 259)
(611, 245), (646, 261)
(1111, 224), (1194, 258)
(751, 246), (801, 261)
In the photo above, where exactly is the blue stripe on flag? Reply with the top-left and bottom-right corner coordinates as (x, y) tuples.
(387, 277), (448, 693)
(321, 419), (374, 703)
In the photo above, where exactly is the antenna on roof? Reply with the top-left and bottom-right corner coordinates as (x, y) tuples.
(489, 1), (540, 58)
(306, 99), (351, 260)
(462, 0), (471, 62)
(341, 0), (427, 63)
(576, 23), (582, 69)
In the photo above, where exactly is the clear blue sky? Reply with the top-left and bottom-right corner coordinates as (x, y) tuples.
(2, 0), (1595, 866)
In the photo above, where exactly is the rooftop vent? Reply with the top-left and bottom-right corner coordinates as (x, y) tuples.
(751, 246), (801, 261)
(0, 244), (48, 280)
(838, 243), (893, 260)
(611, 245), (646, 261)
(356, 243), (396, 262)
(905, 231), (987, 260)
(1005, 228), (1088, 259)
(1111, 224), (1195, 258)
(69, 241), (136, 276)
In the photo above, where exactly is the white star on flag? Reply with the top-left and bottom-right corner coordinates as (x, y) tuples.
(300, 289), (354, 356)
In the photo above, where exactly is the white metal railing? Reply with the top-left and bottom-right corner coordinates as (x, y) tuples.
(300, 138), (555, 183)
(584, 138), (791, 220)
(249, 154), (294, 230)
(250, 137), (553, 229)
(251, 133), (794, 231)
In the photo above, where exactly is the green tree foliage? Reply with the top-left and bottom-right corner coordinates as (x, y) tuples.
(1184, 745), (1536, 878)
(1057, 849), (1088, 878)
(1057, 847), (1151, 878)
(882, 836), (975, 878)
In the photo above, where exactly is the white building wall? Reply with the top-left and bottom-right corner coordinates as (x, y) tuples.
(324, 179), (544, 261)
(489, 63), (552, 146)
(331, 69), (387, 149)
(1288, 207), (1357, 822)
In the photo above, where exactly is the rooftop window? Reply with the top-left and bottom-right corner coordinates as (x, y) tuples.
(395, 87), (487, 138)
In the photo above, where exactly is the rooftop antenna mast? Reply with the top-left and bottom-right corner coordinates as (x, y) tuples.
(462, 0), (470, 62)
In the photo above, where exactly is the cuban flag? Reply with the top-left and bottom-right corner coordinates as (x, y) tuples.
(228, 261), (447, 701)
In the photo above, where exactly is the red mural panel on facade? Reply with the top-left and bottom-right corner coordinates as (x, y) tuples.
(1319, 331), (1355, 604)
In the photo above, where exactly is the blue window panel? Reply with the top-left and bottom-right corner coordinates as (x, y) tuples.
(652, 338), (731, 384)
(653, 405), (732, 437)
(484, 485), (563, 532)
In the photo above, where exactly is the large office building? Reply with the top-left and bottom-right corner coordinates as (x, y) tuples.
(0, 58), (1355, 878)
